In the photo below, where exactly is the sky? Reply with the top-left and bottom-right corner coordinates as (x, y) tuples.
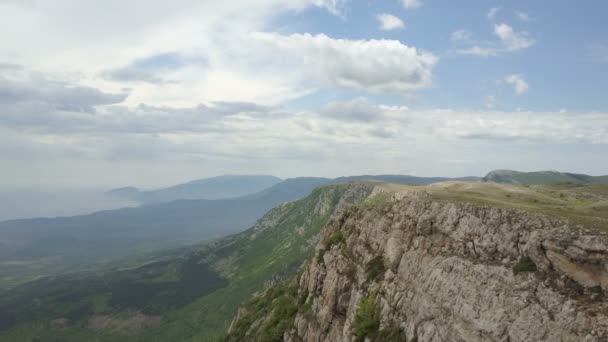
(1, 0), (607, 189)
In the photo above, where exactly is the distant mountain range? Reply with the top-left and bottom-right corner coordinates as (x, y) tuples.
(0, 173), (481, 287)
(10, 169), (608, 289)
(482, 169), (608, 185)
(108, 174), (482, 205)
(106, 175), (283, 204)
(0, 177), (329, 287)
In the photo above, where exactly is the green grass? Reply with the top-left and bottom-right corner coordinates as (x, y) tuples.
(424, 182), (608, 232)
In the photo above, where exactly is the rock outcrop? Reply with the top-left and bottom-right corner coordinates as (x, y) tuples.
(231, 189), (608, 341)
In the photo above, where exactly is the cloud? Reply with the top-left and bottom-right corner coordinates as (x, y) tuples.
(2, 94), (608, 187)
(0, 0), (352, 109)
(103, 53), (197, 84)
(487, 7), (501, 19)
(485, 95), (498, 109)
(402, 0), (422, 9)
(505, 74), (529, 95)
(516, 12), (532, 21)
(319, 98), (386, 122)
(454, 23), (535, 56)
(250, 32), (438, 93)
(494, 23), (534, 51)
(0, 66), (127, 114)
(377, 13), (405, 31)
(451, 29), (472, 42)
(311, 0), (348, 16)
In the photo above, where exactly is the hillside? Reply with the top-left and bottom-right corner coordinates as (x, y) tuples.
(0, 175), (484, 289)
(0, 182), (374, 341)
(107, 175), (283, 204)
(483, 169), (608, 185)
(227, 182), (608, 341)
(0, 177), (329, 289)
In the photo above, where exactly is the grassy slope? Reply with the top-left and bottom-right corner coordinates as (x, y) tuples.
(379, 181), (608, 231)
(0, 183), (372, 342)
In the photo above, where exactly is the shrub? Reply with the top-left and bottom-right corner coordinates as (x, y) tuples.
(353, 295), (379, 341)
(326, 231), (345, 249)
(366, 256), (386, 282)
(377, 324), (408, 342)
(513, 257), (537, 274)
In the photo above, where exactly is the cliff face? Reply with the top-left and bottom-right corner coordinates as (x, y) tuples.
(232, 189), (608, 342)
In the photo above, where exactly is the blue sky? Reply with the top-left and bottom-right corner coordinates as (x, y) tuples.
(0, 0), (606, 188)
(279, 0), (608, 111)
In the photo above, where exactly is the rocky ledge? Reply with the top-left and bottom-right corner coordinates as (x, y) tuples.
(262, 189), (608, 342)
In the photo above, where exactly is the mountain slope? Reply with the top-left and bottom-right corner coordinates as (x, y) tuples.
(336, 174), (481, 184)
(107, 175), (283, 204)
(227, 182), (608, 341)
(0, 177), (328, 288)
(0, 182), (374, 341)
(483, 169), (608, 185)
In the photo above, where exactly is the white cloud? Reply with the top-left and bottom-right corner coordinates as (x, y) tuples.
(0, 0), (351, 109)
(402, 0), (422, 9)
(319, 98), (387, 122)
(451, 29), (472, 42)
(516, 11), (532, 21)
(0, 66), (127, 114)
(454, 23), (535, 56)
(250, 32), (438, 93)
(485, 95), (498, 109)
(505, 74), (529, 95)
(311, 0), (348, 16)
(3, 96), (607, 187)
(377, 13), (405, 31)
(494, 23), (535, 51)
(487, 7), (501, 19)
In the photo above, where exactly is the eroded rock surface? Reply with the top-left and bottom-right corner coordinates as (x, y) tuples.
(285, 193), (608, 342)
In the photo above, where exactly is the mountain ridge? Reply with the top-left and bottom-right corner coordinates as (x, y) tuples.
(227, 182), (608, 341)
(106, 175), (283, 204)
(483, 169), (608, 185)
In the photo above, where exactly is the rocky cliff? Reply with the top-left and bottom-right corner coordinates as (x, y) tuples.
(228, 185), (608, 342)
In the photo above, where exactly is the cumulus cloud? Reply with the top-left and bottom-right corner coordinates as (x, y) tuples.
(250, 32), (438, 93)
(377, 13), (405, 31)
(494, 24), (535, 51)
(0, 0), (353, 109)
(505, 74), (529, 95)
(402, 0), (422, 9)
(454, 23), (535, 56)
(487, 7), (501, 19)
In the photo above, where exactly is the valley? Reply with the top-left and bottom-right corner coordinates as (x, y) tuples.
(1, 171), (607, 341)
